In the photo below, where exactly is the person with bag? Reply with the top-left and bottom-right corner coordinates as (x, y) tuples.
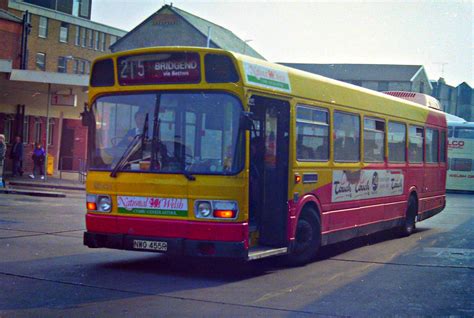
(30, 142), (46, 180)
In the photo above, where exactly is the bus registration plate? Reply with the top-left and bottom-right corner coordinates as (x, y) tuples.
(133, 240), (168, 252)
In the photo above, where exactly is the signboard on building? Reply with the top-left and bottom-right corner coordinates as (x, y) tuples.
(51, 94), (77, 107)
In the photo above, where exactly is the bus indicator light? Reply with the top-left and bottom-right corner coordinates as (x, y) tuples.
(87, 202), (97, 211)
(213, 210), (235, 218)
(295, 174), (302, 184)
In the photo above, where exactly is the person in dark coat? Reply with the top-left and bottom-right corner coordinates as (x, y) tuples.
(10, 136), (23, 177)
(30, 142), (46, 180)
(0, 134), (5, 186)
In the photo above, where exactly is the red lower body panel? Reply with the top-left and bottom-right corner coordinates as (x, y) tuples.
(86, 214), (248, 243)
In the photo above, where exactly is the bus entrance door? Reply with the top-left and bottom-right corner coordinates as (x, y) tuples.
(250, 95), (290, 248)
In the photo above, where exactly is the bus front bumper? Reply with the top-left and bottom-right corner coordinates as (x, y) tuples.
(84, 231), (247, 259)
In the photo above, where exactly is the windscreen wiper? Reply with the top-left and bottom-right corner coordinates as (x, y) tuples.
(183, 170), (196, 181)
(110, 113), (149, 178)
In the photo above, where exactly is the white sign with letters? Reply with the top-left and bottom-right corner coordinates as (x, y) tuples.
(332, 170), (404, 202)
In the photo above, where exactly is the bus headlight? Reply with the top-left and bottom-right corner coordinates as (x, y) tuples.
(97, 196), (112, 212)
(86, 194), (112, 213)
(196, 201), (212, 218)
(194, 200), (238, 219)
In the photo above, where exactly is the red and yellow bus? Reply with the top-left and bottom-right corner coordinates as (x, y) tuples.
(83, 47), (447, 264)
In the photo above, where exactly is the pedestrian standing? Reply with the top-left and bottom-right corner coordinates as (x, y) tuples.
(0, 134), (6, 187)
(10, 135), (23, 177)
(30, 142), (46, 180)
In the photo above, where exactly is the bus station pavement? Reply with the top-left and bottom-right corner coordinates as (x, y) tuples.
(0, 174), (85, 197)
(0, 192), (472, 317)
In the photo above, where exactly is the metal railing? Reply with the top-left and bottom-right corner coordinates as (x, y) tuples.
(59, 156), (87, 184)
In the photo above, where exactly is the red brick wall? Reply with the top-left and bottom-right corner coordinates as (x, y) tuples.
(0, 19), (22, 69)
(62, 119), (88, 171)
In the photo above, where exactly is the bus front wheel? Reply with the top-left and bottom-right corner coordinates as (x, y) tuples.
(285, 207), (321, 266)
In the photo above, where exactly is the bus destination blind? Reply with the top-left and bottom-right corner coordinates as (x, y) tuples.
(118, 52), (201, 85)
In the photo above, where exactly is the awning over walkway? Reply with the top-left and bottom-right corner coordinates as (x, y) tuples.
(9, 69), (89, 86)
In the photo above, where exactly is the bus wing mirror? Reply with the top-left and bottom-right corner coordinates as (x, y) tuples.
(240, 111), (254, 131)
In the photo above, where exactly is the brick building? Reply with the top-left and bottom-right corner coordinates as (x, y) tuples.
(0, 7), (22, 69)
(0, 0), (126, 175)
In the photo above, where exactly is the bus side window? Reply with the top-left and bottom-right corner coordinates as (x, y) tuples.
(388, 121), (406, 163)
(296, 105), (329, 161)
(364, 117), (385, 162)
(408, 125), (424, 163)
(334, 111), (360, 162)
(426, 128), (439, 163)
(440, 130), (446, 163)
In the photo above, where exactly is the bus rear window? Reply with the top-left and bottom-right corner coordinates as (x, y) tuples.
(90, 59), (115, 87)
(205, 54), (239, 83)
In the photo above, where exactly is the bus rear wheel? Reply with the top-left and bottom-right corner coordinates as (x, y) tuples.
(285, 207), (321, 266)
(396, 196), (417, 237)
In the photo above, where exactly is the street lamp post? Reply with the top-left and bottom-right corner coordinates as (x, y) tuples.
(243, 39), (253, 55)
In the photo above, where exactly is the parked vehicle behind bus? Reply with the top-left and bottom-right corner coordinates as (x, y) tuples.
(446, 121), (474, 192)
(83, 47), (447, 265)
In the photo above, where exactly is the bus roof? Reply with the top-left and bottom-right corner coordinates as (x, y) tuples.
(91, 46), (446, 127)
(445, 113), (467, 123)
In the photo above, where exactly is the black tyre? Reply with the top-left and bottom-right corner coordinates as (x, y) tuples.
(285, 207), (321, 266)
(397, 196), (417, 237)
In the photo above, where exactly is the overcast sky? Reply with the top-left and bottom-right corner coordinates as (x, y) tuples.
(92, 0), (473, 87)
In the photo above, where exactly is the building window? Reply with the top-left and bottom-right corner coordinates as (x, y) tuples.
(378, 81), (389, 91)
(74, 26), (80, 46)
(47, 119), (55, 146)
(73, 59), (78, 74)
(296, 105), (329, 161)
(80, 59), (85, 74)
(110, 35), (118, 46)
(101, 32), (106, 51)
(419, 81), (425, 93)
(81, 28), (87, 47)
(408, 125), (424, 163)
(58, 56), (66, 73)
(23, 116), (29, 144)
(388, 121), (406, 162)
(87, 29), (93, 48)
(34, 118), (42, 144)
(85, 60), (91, 74)
(94, 31), (100, 50)
(3, 115), (14, 144)
(59, 22), (69, 43)
(38, 16), (48, 38)
(36, 52), (46, 71)
(363, 118), (385, 162)
(79, 0), (91, 19)
(334, 112), (360, 162)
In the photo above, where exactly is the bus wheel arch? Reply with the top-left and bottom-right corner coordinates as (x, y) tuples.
(286, 201), (322, 266)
